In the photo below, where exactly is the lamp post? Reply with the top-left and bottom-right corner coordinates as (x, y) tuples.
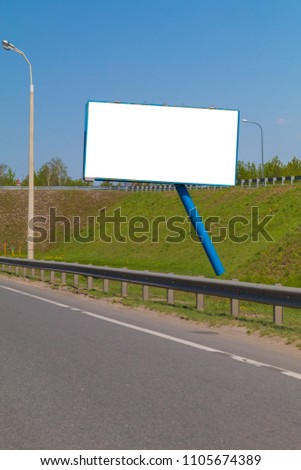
(2, 40), (34, 259)
(241, 119), (264, 179)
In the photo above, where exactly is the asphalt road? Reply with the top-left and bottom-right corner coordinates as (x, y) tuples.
(1, 276), (301, 450)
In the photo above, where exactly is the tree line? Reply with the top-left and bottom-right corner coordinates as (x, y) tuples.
(1, 156), (301, 186)
(237, 156), (301, 179)
(0, 158), (90, 186)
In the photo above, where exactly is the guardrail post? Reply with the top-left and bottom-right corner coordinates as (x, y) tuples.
(230, 279), (240, 317)
(40, 269), (45, 281)
(273, 284), (283, 325)
(31, 268), (35, 278)
(103, 279), (109, 293)
(61, 272), (66, 285)
(167, 288), (174, 305)
(273, 304), (283, 325)
(87, 276), (93, 290)
(230, 298), (240, 317)
(291, 175), (295, 185)
(50, 271), (55, 284)
(196, 276), (205, 311)
(121, 281), (128, 297)
(23, 267), (27, 277)
(196, 293), (204, 311)
(73, 274), (79, 288)
(15, 266), (19, 276)
(142, 285), (149, 301)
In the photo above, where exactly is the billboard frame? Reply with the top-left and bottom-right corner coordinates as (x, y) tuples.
(83, 100), (240, 187)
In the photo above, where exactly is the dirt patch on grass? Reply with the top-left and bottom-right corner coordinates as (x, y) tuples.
(0, 189), (126, 255)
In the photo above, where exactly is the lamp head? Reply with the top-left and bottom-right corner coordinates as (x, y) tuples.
(2, 39), (16, 51)
(241, 119), (248, 123)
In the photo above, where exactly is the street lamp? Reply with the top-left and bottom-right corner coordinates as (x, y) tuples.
(2, 39), (34, 259)
(241, 119), (264, 179)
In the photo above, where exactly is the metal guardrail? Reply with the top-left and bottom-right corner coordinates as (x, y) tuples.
(0, 175), (301, 191)
(1, 257), (301, 325)
(239, 175), (301, 187)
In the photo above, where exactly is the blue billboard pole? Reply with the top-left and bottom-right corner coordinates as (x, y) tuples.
(176, 184), (225, 276)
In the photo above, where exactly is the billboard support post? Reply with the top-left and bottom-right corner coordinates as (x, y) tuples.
(175, 184), (225, 276)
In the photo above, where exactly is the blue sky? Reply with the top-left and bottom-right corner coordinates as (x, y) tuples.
(1, 0), (301, 180)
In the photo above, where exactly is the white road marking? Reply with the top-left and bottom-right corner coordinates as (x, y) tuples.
(281, 371), (301, 380)
(0, 285), (70, 308)
(1, 284), (301, 381)
(231, 355), (267, 367)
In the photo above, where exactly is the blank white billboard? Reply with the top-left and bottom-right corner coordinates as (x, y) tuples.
(83, 101), (240, 186)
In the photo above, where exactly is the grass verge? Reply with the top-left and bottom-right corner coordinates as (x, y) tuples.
(3, 269), (301, 350)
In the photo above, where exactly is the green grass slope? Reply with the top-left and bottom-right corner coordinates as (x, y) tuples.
(1, 185), (300, 287)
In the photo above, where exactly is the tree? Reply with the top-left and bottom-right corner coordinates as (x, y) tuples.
(22, 158), (92, 186)
(263, 156), (284, 177)
(236, 160), (259, 180)
(0, 163), (16, 185)
(100, 180), (113, 187)
(64, 176), (91, 186)
(21, 171), (39, 186)
(36, 157), (68, 186)
(0, 163), (7, 179)
(37, 162), (53, 186)
(284, 156), (301, 176)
